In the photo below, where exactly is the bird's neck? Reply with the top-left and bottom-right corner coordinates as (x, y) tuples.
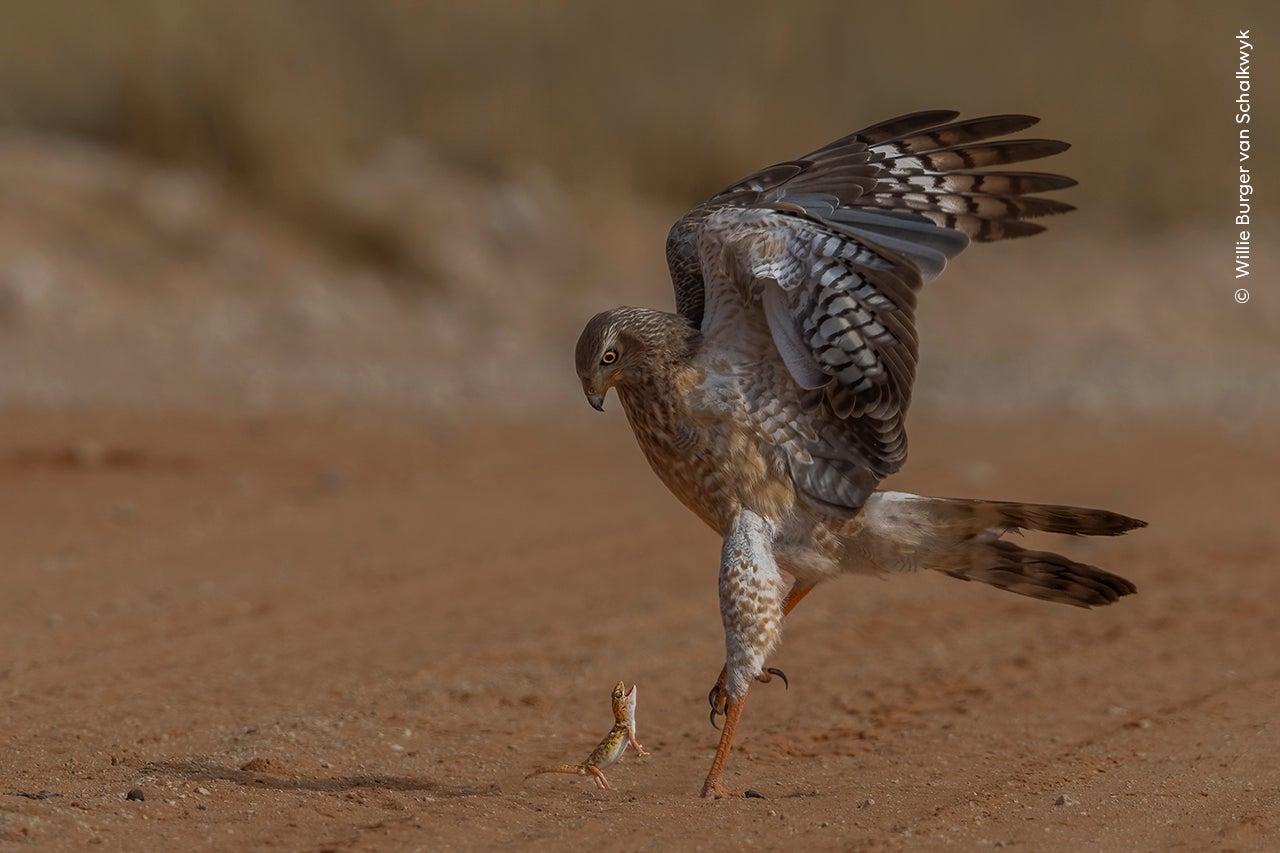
(615, 312), (701, 425)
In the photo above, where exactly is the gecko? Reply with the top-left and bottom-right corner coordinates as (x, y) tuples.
(525, 681), (649, 790)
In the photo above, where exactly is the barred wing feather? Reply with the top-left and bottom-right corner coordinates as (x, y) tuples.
(667, 111), (1075, 516)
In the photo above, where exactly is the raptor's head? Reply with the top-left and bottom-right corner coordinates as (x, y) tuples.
(575, 306), (697, 411)
(574, 308), (638, 412)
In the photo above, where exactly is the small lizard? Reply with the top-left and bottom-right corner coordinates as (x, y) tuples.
(526, 681), (649, 790)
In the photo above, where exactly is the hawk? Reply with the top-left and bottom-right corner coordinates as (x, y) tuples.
(573, 110), (1144, 799)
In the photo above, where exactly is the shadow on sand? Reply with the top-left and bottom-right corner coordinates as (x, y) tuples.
(145, 760), (499, 799)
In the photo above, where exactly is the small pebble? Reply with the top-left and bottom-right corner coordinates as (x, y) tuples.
(1054, 794), (1079, 806)
(858, 798), (874, 809)
(195, 787), (210, 796)
(125, 789), (145, 802)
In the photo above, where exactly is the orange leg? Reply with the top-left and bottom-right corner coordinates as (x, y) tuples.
(700, 691), (748, 798)
(781, 581), (815, 617)
(701, 581), (819, 796)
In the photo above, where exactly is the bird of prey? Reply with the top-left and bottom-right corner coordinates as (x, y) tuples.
(574, 110), (1143, 799)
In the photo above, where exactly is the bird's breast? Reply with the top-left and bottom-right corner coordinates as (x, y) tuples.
(618, 376), (797, 536)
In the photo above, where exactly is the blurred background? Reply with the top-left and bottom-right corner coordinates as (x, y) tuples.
(0, 0), (1275, 417)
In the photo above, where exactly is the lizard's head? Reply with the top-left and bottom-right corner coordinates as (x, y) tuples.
(610, 681), (637, 723)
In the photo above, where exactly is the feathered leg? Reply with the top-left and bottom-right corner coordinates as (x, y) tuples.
(708, 580), (812, 725)
(702, 509), (785, 799)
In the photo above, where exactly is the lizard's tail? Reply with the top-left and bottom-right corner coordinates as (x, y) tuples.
(856, 492), (1144, 608)
(525, 764), (589, 780)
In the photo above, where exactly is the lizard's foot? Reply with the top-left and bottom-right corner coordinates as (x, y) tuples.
(586, 766), (611, 791)
(708, 667), (789, 729)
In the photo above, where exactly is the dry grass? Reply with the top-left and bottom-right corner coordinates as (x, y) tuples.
(1, 0), (1274, 238)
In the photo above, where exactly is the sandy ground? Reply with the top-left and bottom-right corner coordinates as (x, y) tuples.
(1, 125), (1276, 851)
(2, 404), (1276, 852)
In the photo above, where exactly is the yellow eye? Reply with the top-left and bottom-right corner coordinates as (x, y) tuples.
(601, 350), (618, 365)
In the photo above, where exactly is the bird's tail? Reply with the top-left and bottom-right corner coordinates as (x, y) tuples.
(857, 492), (1144, 608)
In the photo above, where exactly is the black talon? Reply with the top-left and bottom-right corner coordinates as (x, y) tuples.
(744, 789), (766, 799)
(708, 683), (720, 710)
(709, 706), (720, 730)
(766, 667), (789, 690)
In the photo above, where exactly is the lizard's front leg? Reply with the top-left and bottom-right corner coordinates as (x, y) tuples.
(619, 683), (650, 756)
(702, 508), (786, 799)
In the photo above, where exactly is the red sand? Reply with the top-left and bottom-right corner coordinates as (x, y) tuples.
(2, 407), (1275, 850)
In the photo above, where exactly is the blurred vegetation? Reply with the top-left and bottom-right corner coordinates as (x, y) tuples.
(0, 0), (1274, 249)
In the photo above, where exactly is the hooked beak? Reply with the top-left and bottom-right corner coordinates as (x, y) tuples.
(587, 392), (605, 412)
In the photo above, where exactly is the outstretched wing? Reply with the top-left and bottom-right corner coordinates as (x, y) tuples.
(667, 111), (1075, 516)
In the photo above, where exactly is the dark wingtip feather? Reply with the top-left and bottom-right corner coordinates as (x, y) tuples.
(847, 110), (962, 146)
(930, 113), (1042, 140)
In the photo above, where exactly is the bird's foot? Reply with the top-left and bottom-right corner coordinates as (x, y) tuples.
(700, 780), (749, 799)
(707, 669), (728, 728)
(697, 777), (766, 800)
(756, 667), (789, 689)
(708, 667), (789, 729)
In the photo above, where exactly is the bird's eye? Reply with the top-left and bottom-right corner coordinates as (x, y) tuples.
(601, 350), (618, 366)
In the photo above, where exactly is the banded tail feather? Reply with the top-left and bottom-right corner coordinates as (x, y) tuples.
(860, 493), (1143, 608)
(943, 540), (1137, 608)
